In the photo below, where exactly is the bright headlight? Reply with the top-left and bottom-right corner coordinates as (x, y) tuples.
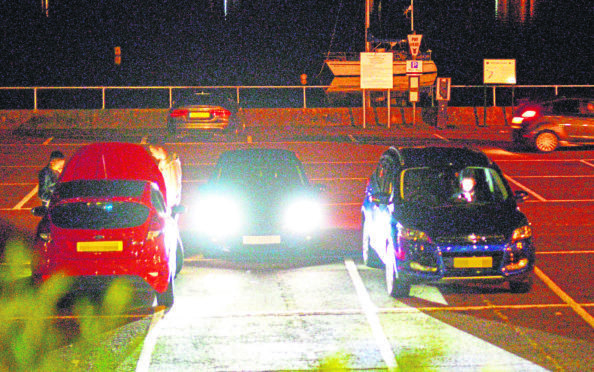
(193, 194), (242, 236)
(397, 223), (431, 243)
(511, 225), (532, 243)
(284, 198), (324, 233)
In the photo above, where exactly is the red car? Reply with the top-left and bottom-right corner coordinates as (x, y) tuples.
(32, 142), (184, 307)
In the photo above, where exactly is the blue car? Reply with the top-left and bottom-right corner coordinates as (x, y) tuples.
(361, 146), (535, 297)
(191, 148), (326, 255)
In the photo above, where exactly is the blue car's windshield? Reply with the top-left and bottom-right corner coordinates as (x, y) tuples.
(399, 166), (510, 206)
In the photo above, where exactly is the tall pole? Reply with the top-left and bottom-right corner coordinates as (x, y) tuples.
(365, 0), (371, 52)
(42, 0), (49, 17)
(411, 0), (414, 33)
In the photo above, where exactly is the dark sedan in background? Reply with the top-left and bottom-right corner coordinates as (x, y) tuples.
(511, 97), (594, 152)
(361, 146), (535, 297)
(167, 90), (244, 136)
(190, 148), (326, 256)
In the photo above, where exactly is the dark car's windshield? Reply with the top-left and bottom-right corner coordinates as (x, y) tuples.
(56, 180), (146, 199)
(51, 201), (150, 229)
(399, 166), (510, 206)
(213, 163), (306, 189)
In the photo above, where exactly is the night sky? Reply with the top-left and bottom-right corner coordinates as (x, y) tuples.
(0, 0), (592, 87)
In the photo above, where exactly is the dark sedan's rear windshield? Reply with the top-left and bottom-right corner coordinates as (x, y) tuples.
(51, 201), (150, 229)
(56, 180), (146, 199)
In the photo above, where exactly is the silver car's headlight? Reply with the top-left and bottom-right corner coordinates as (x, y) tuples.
(284, 198), (324, 233)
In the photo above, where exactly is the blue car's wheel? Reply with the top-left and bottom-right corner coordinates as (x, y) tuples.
(362, 218), (382, 268)
(385, 239), (410, 298)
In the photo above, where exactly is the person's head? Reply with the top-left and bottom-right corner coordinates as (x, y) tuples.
(49, 150), (65, 173)
(461, 176), (476, 193)
(149, 145), (167, 161)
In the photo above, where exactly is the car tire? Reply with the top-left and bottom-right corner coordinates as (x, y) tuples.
(156, 274), (175, 308)
(385, 239), (410, 298)
(362, 218), (382, 268)
(175, 239), (184, 278)
(534, 131), (559, 152)
(509, 278), (532, 293)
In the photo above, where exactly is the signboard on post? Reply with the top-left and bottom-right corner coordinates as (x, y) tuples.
(407, 34), (423, 58)
(483, 59), (516, 84)
(409, 75), (419, 102)
(360, 52), (394, 89)
(406, 60), (423, 75)
(436, 77), (451, 101)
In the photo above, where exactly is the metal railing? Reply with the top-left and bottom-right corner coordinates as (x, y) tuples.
(0, 84), (591, 110)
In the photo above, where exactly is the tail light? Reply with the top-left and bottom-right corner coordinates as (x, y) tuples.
(170, 109), (189, 118)
(148, 215), (165, 240)
(512, 108), (539, 124)
(212, 108), (231, 118)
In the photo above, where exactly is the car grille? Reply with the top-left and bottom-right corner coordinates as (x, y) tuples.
(434, 234), (506, 245)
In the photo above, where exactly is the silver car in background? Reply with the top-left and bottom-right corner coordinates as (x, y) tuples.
(167, 90), (243, 135)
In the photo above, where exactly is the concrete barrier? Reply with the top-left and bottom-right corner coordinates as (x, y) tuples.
(0, 107), (512, 131)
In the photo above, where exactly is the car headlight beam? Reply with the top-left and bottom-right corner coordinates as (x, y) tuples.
(511, 225), (532, 243)
(284, 198), (324, 233)
(397, 223), (431, 243)
(193, 194), (242, 236)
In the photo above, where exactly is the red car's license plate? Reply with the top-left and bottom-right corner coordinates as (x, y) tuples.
(77, 241), (123, 252)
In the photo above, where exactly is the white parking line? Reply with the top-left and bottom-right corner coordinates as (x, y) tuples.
(344, 259), (398, 369)
(135, 308), (166, 372)
(432, 133), (449, 141)
(504, 175), (547, 201)
(534, 266), (594, 329)
(42, 137), (53, 145)
(581, 159), (594, 168)
(13, 185), (38, 210)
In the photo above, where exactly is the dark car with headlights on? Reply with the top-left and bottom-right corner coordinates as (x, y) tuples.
(191, 148), (326, 255)
(167, 90), (243, 136)
(511, 97), (594, 152)
(32, 142), (184, 307)
(361, 146), (535, 298)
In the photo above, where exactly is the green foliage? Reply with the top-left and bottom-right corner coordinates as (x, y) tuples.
(0, 238), (140, 371)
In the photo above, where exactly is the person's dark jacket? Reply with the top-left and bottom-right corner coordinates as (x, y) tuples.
(38, 166), (60, 206)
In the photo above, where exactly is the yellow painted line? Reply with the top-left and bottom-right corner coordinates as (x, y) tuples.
(13, 185), (38, 210)
(42, 137), (53, 145)
(344, 259), (398, 369)
(534, 266), (594, 329)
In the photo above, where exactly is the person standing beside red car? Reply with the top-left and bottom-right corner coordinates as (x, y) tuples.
(37, 150), (65, 207)
(149, 145), (182, 208)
